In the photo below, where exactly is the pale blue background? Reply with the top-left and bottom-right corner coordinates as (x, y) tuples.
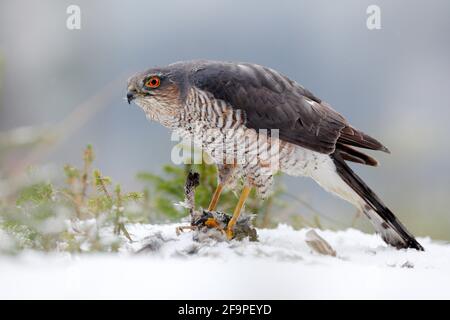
(1, 0), (449, 238)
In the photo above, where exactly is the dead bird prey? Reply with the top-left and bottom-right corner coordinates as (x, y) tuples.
(177, 171), (257, 242)
(127, 60), (423, 250)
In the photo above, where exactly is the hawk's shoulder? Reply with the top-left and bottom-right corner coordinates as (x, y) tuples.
(188, 61), (347, 154)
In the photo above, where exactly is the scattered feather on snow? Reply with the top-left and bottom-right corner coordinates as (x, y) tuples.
(305, 229), (337, 257)
(0, 223), (449, 299)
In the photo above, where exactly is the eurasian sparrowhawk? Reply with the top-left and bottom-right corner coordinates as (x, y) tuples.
(126, 60), (423, 250)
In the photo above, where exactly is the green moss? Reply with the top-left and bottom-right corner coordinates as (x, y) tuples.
(0, 145), (309, 254)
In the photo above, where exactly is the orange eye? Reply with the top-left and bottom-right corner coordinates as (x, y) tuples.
(145, 76), (161, 89)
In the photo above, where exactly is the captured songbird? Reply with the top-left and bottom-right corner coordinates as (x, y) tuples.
(126, 60), (423, 250)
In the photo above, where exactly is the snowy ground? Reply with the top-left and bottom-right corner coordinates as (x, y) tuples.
(1, 223), (450, 299)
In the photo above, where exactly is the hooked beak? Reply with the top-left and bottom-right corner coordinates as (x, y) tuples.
(127, 91), (135, 104)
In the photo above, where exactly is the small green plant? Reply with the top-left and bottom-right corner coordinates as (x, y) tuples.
(136, 163), (286, 227)
(0, 145), (144, 254)
(0, 144), (323, 255)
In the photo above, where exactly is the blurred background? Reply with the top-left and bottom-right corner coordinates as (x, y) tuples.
(1, 0), (449, 240)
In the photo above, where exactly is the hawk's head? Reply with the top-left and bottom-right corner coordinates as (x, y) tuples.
(127, 64), (188, 123)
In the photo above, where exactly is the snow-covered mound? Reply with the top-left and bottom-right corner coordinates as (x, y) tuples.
(1, 224), (450, 299)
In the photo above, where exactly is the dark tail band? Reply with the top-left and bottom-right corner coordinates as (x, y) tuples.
(332, 152), (424, 251)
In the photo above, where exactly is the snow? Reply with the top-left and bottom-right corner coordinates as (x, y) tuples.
(1, 223), (450, 299)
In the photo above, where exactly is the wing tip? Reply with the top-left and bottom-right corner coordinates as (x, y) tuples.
(339, 126), (392, 154)
(380, 145), (391, 154)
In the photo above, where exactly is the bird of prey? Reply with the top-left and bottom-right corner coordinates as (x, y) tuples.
(127, 60), (423, 250)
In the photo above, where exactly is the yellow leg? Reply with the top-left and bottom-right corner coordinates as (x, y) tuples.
(226, 186), (252, 240)
(208, 183), (224, 211)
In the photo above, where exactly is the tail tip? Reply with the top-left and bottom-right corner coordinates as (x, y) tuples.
(408, 238), (425, 251)
(387, 235), (424, 251)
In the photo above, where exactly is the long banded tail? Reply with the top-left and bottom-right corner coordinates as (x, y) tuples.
(332, 152), (424, 251)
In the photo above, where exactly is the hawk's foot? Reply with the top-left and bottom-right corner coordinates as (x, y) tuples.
(225, 226), (234, 240)
(225, 185), (252, 241)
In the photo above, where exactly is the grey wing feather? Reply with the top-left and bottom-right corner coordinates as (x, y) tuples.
(189, 61), (388, 157)
(188, 61), (357, 154)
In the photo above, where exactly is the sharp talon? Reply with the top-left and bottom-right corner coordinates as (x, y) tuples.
(225, 185), (251, 241)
